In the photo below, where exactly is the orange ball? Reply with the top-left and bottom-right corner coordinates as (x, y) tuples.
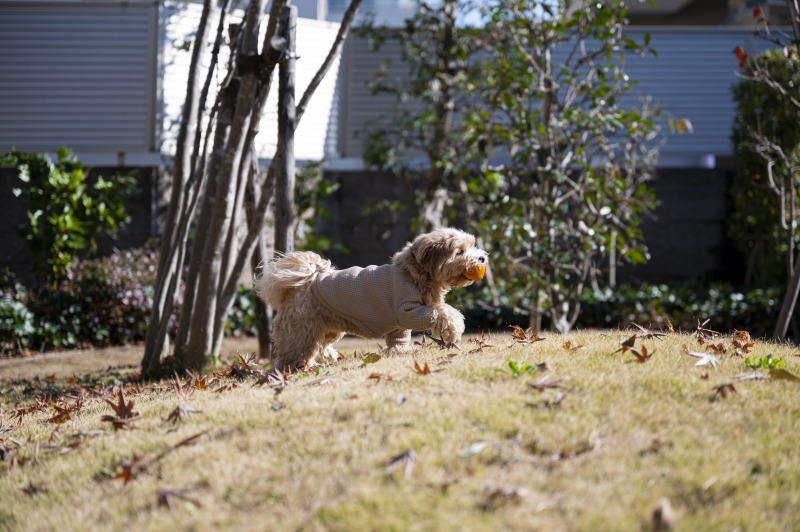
(464, 264), (486, 281)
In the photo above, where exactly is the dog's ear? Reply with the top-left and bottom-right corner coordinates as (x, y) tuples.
(412, 235), (455, 272)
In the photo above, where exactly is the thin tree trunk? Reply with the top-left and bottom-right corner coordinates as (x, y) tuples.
(143, 0), (362, 376)
(142, 0), (219, 376)
(180, 0), (265, 372)
(774, 247), (800, 339)
(275, 5), (297, 256)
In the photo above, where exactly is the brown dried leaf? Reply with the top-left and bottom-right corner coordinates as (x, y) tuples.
(562, 340), (584, 354)
(712, 383), (738, 399)
(368, 373), (395, 383)
(467, 332), (494, 353)
(412, 360), (431, 375)
(165, 404), (202, 424)
(695, 319), (720, 344)
(613, 335), (637, 354)
(104, 388), (138, 419)
(114, 453), (149, 484)
(509, 325), (545, 345)
(628, 345), (655, 364)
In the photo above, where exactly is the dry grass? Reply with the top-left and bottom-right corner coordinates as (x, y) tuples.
(1, 327), (800, 531)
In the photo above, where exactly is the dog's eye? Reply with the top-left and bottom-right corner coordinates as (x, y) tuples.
(456, 249), (464, 255)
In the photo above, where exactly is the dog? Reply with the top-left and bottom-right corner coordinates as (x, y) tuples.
(254, 228), (488, 371)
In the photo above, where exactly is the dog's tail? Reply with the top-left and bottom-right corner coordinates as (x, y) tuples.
(253, 251), (333, 307)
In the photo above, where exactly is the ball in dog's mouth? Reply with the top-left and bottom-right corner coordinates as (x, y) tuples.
(464, 264), (486, 281)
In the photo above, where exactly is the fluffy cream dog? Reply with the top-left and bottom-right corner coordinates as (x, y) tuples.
(254, 228), (488, 371)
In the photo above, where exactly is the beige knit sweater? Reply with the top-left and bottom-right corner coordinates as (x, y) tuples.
(310, 264), (435, 338)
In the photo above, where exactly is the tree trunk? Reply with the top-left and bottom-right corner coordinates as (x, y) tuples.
(141, 0), (219, 376)
(141, 0), (363, 376)
(180, 0), (265, 372)
(275, 5), (297, 256)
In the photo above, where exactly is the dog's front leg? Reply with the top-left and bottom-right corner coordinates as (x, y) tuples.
(431, 304), (465, 344)
(384, 329), (416, 352)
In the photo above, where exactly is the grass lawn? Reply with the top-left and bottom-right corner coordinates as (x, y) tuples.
(1, 326), (799, 531)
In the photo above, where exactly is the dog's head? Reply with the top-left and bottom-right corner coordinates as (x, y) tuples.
(393, 228), (488, 291)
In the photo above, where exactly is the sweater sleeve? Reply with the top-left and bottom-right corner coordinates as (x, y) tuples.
(396, 302), (437, 331)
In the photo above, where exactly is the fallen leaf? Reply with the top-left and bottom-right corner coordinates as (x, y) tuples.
(769, 368), (800, 382)
(385, 450), (417, 479)
(529, 375), (569, 391)
(712, 383), (737, 399)
(467, 332), (494, 353)
(613, 335), (637, 354)
(302, 377), (333, 387)
(628, 345), (655, 363)
(361, 353), (382, 366)
(509, 325), (545, 345)
(683, 345), (719, 368)
(104, 388), (138, 419)
(411, 360), (442, 375)
(736, 371), (768, 381)
(158, 487), (202, 510)
(114, 453), (149, 484)
(367, 373), (394, 383)
(639, 438), (673, 456)
(424, 332), (460, 350)
(165, 404), (202, 424)
(485, 485), (529, 503)
(632, 323), (667, 340)
(458, 441), (491, 457)
(562, 340), (584, 353)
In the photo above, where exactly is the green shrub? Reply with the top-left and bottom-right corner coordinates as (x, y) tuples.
(578, 283), (782, 335)
(0, 244), (263, 356)
(729, 48), (800, 285)
(1, 147), (136, 283)
(0, 282), (35, 356)
(27, 244), (160, 350)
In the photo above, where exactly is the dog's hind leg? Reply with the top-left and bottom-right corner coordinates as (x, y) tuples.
(270, 310), (325, 371)
(319, 331), (344, 363)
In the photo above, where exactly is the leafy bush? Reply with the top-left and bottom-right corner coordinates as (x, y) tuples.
(458, 281), (782, 337)
(1, 147), (136, 283)
(0, 244), (162, 355)
(729, 48), (800, 285)
(578, 283), (782, 335)
(0, 244), (264, 356)
(225, 287), (258, 337)
(28, 244), (160, 350)
(0, 281), (35, 355)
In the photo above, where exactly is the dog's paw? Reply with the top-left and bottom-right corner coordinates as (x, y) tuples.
(432, 305), (465, 344)
(319, 345), (340, 363)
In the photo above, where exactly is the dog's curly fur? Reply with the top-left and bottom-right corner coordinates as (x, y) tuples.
(254, 228), (488, 371)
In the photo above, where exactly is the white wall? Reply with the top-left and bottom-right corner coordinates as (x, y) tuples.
(161, 1), (342, 162)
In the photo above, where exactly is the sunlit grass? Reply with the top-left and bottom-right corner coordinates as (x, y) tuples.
(1, 328), (799, 531)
